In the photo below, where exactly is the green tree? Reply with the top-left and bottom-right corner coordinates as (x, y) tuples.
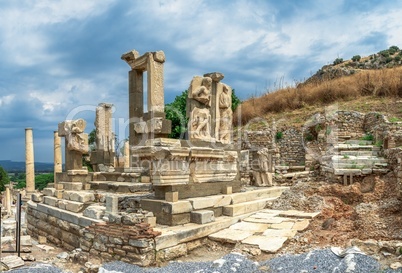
(351, 55), (361, 62)
(35, 173), (54, 190)
(165, 89), (241, 139)
(166, 90), (188, 139)
(333, 58), (343, 65)
(0, 165), (10, 191)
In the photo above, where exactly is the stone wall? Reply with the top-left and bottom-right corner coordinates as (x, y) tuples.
(27, 202), (83, 251)
(277, 128), (305, 166)
(333, 111), (365, 138)
(80, 223), (158, 266)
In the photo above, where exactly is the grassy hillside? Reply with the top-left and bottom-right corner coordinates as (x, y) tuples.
(237, 47), (402, 128)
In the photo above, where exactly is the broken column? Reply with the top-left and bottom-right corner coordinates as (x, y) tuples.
(90, 103), (115, 171)
(25, 128), (35, 193)
(121, 50), (171, 147)
(58, 119), (89, 175)
(54, 131), (62, 182)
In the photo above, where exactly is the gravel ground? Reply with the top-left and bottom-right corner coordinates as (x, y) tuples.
(8, 249), (402, 273)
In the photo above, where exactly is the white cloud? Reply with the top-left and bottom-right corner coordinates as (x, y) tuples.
(0, 0), (115, 67)
(0, 94), (15, 107)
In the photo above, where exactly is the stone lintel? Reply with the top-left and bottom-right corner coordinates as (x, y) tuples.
(203, 72), (224, 82)
(190, 147), (225, 159)
(121, 50), (166, 70)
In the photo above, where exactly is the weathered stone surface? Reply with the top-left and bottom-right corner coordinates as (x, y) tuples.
(230, 187), (288, 204)
(279, 210), (320, 219)
(190, 210), (215, 224)
(262, 229), (297, 238)
(141, 199), (192, 215)
(242, 236), (288, 253)
(1, 255), (24, 269)
(209, 229), (253, 244)
(243, 216), (287, 224)
(229, 222), (269, 233)
(223, 198), (276, 217)
(292, 219), (311, 231)
(83, 205), (106, 220)
(43, 196), (58, 207)
(188, 195), (232, 210)
(65, 200), (84, 213)
(270, 222), (294, 230)
(43, 188), (56, 197)
(106, 195), (119, 214)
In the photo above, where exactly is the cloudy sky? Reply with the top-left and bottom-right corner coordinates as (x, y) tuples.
(1, 0), (402, 163)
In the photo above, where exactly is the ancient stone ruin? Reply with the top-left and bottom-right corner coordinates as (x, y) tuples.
(15, 48), (402, 269)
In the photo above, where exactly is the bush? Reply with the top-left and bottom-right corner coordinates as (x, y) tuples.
(389, 46), (399, 55)
(352, 55), (361, 62)
(333, 58), (344, 65)
(385, 56), (393, 63)
(378, 50), (390, 58)
(395, 56), (401, 63)
(275, 131), (283, 140)
(361, 134), (374, 141)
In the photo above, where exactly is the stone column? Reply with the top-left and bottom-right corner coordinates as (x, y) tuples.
(5, 185), (12, 215)
(124, 141), (130, 169)
(25, 128), (35, 193)
(54, 131), (62, 182)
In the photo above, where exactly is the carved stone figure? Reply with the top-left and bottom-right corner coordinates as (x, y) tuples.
(187, 76), (213, 141)
(253, 148), (273, 186)
(190, 107), (211, 140)
(218, 84), (232, 144)
(191, 77), (212, 107)
(58, 119), (89, 172)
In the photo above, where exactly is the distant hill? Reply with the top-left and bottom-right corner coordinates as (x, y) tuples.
(0, 160), (54, 173)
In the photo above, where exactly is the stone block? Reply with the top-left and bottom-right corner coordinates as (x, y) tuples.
(31, 193), (43, 203)
(222, 186), (232, 194)
(55, 190), (63, 199)
(141, 199), (193, 215)
(106, 195), (119, 214)
(262, 229), (297, 238)
(292, 219), (310, 231)
(70, 192), (95, 203)
(55, 183), (64, 190)
(223, 198), (276, 217)
(229, 187), (288, 204)
(209, 229), (253, 244)
(188, 195), (232, 210)
(60, 182), (83, 191)
(144, 216), (157, 227)
(65, 200), (84, 213)
(83, 205), (106, 220)
(43, 196), (58, 207)
(38, 236), (47, 244)
(229, 222), (269, 232)
(242, 235), (288, 253)
(20, 235), (32, 246)
(43, 188), (56, 197)
(190, 210), (215, 224)
(165, 192), (179, 203)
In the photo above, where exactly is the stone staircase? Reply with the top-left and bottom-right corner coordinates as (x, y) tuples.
(322, 140), (389, 183)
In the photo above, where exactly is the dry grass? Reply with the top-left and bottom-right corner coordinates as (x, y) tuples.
(236, 67), (402, 126)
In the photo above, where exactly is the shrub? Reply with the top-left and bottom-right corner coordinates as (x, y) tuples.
(395, 56), (401, 63)
(333, 58), (344, 65)
(361, 134), (374, 141)
(385, 56), (393, 63)
(378, 50), (390, 58)
(275, 131), (283, 140)
(389, 46), (399, 55)
(351, 55), (361, 62)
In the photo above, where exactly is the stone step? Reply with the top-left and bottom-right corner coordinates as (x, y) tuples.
(344, 140), (373, 145)
(59, 182), (84, 191)
(89, 181), (152, 193)
(334, 144), (374, 151)
(190, 210), (215, 224)
(223, 197), (277, 217)
(43, 196), (85, 213)
(229, 187), (288, 204)
(339, 151), (373, 156)
(62, 191), (95, 203)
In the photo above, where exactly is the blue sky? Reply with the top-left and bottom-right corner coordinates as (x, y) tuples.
(1, 0), (402, 163)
